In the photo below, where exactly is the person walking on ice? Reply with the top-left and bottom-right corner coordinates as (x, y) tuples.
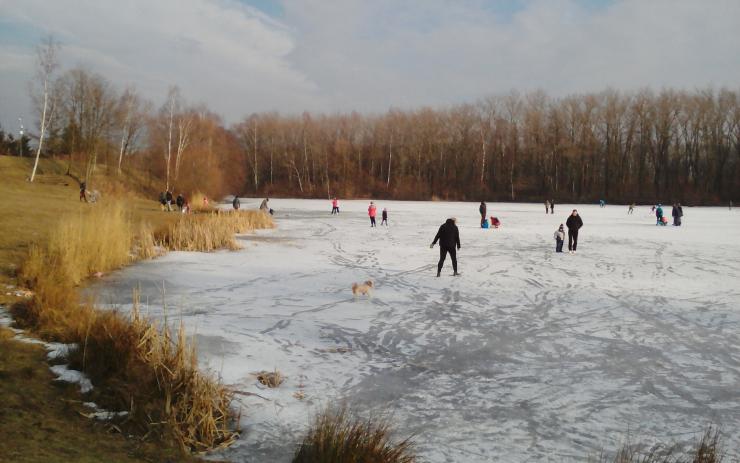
(331, 197), (339, 215)
(381, 208), (388, 226)
(431, 218), (461, 277)
(554, 224), (565, 253)
(479, 201), (487, 227)
(368, 201), (377, 227)
(550, 199), (555, 214)
(232, 195), (240, 210)
(566, 209), (583, 254)
(545, 200), (550, 214)
(672, 203), (683, 226)
(628, 203), (635, 214)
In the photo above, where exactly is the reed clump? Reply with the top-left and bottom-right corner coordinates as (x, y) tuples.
(292, 406), (416, 463)
(161, 210), (274, 252)
(601, 426), (723, 463)
(12, 199), (246, 452)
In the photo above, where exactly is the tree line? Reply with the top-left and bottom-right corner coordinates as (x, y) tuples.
(4, 38), (738, 203)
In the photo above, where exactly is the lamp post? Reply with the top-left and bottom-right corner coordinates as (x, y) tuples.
(18, 117), (24, 157)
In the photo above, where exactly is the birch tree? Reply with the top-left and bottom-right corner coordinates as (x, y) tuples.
(29, 36), (60, 182)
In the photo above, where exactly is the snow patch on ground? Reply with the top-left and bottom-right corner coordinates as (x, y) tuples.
(1, 306), (93, 395)
(87, 200), (740, 462)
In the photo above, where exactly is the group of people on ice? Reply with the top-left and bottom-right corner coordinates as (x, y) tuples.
(653, 203), (684, 226)
(478, 201), (502, 229)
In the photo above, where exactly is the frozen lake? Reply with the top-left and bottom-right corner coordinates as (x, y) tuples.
(89, 200), (740, 462)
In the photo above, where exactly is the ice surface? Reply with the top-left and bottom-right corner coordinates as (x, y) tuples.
(87, 200), (740, 461)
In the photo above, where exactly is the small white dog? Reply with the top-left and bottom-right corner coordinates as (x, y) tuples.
(351, 280), (374, 297)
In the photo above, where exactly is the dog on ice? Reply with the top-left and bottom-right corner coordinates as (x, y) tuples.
(351, 280), (374, 297)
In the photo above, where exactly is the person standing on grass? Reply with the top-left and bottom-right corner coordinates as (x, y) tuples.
(79, 181), (87, 203)
(554, 224), (565, 253)
(479, 201), (487, 227)
(232, 195), (240, 210)
(381, 208), (388, 226)
(431, 218), (461, 277)
(165, 190), (173, 211)
(331, 197), (339, 215)
(550, 199), (555, 214)
(176, 194), (185, 211)
(566, 209), (583, 254)
(368, 201), (377, 227)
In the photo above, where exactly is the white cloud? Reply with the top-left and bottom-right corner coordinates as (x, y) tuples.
(1, 0), (739, 131)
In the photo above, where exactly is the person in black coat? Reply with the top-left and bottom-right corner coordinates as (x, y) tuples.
(176, 194), (185, 211)
(165, 190), (173, 211)
(479, 201), (487, 227)
(232, 195), (241, 210)
(565, 209), (583, 253)
(671, 203), (683, 226)
(431, 218), (461, 277)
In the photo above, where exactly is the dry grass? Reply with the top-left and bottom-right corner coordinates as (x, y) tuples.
(189, 191), (216, 213)
(601, 426), (724, 463)
(161, 210), (274, 252)
(256, 370), (284, 388)
(8, 176), (275, 453)
(292, 406), (417, 463)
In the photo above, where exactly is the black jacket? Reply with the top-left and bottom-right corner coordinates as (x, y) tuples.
(479, 203), (486, 216)
(672, 206), (683, 217)
(566, 214), (583, 230)
(176, 195), (185, 207)
(432, 219), (460, 249)
(165, 191), (173, 202)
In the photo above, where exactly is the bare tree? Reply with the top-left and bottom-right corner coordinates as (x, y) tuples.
(29, 36), (60, 182)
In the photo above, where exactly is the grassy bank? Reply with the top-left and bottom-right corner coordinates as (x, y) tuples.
(0, 155), (272, 459)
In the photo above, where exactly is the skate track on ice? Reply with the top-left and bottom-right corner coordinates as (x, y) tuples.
(90, 200), (740, 462)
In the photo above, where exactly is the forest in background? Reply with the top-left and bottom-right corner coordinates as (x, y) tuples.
(4, 40), (739, 204)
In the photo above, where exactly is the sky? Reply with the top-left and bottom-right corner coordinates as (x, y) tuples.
(1, 0), (739, 133)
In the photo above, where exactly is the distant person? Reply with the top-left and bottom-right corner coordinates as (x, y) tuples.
(260, 197), (269, 212)
(655, 204), (664, 225)
(79, 181), (87, 203)
(566, 209), (583, 254)
(599, 199), (605, 208)
(381, 208), (388, 226)
(232, 195), (240, 210)
(368, 201), (377, 227)
(479, 201), (487, 227)
(672, 203), (683, 226)
(159, 191), (166, 210)
(550, 199), (554, 214)
(176, 194), (185, 211)
(431, 218), (461, 277)
(545, 200), (550, 214)
(165, 190), (173, 211)
(554, 224), (565, 253)
(331, 197), (339, 215)
(628, 203), (635, 214)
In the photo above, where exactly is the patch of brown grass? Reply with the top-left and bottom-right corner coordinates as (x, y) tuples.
(257, 370), (284, 388)
(292, 406), (416, 463)
(601, 426), (724, 463)
(161, 210), (274, 252)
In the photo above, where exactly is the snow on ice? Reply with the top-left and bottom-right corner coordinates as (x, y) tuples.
(87, 200), (740, 462)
